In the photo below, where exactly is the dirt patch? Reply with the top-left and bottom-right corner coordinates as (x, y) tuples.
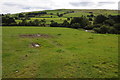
(20, 34), (53, 38)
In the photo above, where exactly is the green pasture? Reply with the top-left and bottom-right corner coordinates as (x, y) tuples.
(2, 27), (118, 78)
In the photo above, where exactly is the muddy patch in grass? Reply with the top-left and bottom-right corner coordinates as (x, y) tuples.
(20, 34), (53, 38)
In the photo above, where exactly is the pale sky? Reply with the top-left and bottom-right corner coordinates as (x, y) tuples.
(0, 0), (119, 14)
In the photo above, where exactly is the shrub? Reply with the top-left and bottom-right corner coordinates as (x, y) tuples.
(62, 20), (69, 27)
(84, 25), (94, 30)
(108, 27), (117, 34)
(99, 25), (109, 34)
(104, 19), (115, 26)
(93, 28), (101, 33)
(93, 24), (102, 28)
(94, 14), (107, 24)
(50, 21), (59, 27)
(89, 18), (93, 21)
(70, 23), (81, 29)
(70, 16), (89, 28)
(113, 23), (120, 31)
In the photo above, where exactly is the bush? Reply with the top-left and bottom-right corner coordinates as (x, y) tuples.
(89, 18), (93, 21)
(113, 23), (120, 34)
(93, 28), (101, 33)
(99, 25), (109, 34)
(108, 27), (117, 34)
(2, 16), (16, 26)
(104, 19), (115, 26)
(50, 21), (59, 27)
(113, 23), (120, 31)
(70, 23), (81, 29)
(70, 16), (89, 28)
(94, 25), (109, 34)
(94, 14), (107, 24)
(93, 24), (102, 28)
(62, 20), (69, 27)
(84, 25), (94, 30)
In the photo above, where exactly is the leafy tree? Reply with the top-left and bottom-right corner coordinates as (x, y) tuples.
(94, 15), (107, 24)
(50, 21), (59, 27)
(18, 13), (24, 17)
(50, 20), (54, 23)
(89, 18), (93, 21)
(104, 19), (115, 26)
(62, 20), (69, 27)
(108, 15), (120, 23)
(99, 25), (109, 34)
(70, 16), (89, 28)
(33, 19), (40, 26)
(113, 23), (120, 31)
(84, 25), (94, 30)
(93, 24), (102, 28)
(40, 19), (46, 26)
(70, 23), (81, 29)
(2, 16), (16, 26)
(67, 18), (70, 21)
(113, 23), (120, 34)
(93, 28), (101, 33)
(19, 19), (27, 26)
(108, 27), (117, 34)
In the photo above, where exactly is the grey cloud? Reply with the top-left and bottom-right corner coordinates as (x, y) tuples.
(3, 3), (22, 7)
(3, 2), (52, 10)
(98, 2), (115, 6)
(69, 2), (94, 7)
(22, 7), (52, 10)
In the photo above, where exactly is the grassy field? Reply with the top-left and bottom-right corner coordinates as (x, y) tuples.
(2, 27), (118, 78)
(16, 18), (68, 24)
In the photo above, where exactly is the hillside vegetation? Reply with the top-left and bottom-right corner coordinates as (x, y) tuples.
(2, 9), (120, 34)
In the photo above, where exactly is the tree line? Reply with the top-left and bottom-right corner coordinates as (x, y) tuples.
(1, 13), (120, 34)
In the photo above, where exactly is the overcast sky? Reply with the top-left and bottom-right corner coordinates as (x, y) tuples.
(0, 0), (119, 14)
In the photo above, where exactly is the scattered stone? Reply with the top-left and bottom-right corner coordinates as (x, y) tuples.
(31, 43), (41, 48)
(85, 30), (94, 33)
(85, 30), (88, 32)
(16, 71), (19, 73)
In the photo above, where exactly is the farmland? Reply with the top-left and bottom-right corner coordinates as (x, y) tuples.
(12, 9), (118, 25)
(2, 27), (118, 78)
(2, 9), (119, 78)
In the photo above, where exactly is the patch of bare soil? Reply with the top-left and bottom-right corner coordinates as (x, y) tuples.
(20, 34), (53, 38)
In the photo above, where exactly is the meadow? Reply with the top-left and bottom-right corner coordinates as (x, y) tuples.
(2, 27), (118, 78)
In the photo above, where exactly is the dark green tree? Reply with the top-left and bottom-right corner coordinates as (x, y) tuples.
(70, 16), (89, 28)
(94, 15), (107, 24)
(62, 20), (69, 27)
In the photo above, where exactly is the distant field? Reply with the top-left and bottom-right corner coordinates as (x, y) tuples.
(16, 18), (68, 24)
(13, 9), (118, 25)
(63, 12), (89, 17)
(3, 27), (118, 78)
